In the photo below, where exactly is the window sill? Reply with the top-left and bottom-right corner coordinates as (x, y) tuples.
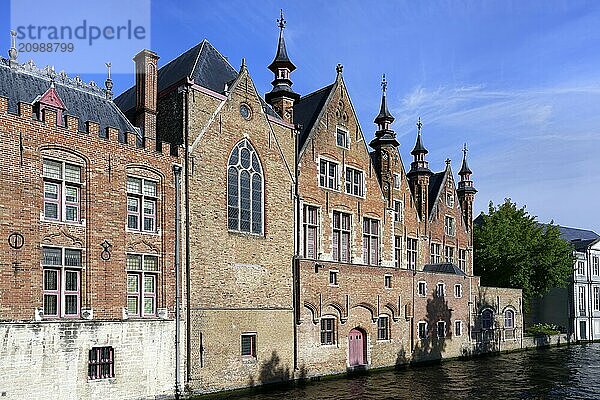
(228, 230), (266, 239)
(125, 229), (160, 236)
(241, 357), (257, 365)
(376, 339), (392, 343)
(40, 218), (85, 227)
(320, 344), (337, 348)
(318, 186), (341, 193)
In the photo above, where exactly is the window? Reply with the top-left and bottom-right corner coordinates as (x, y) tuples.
(43, 159), (81, 223)
(345, 167), (364, 196)
(320, 318), (336, 345)
(227, 139), (264, 234)
(303, 205), (319, 259)
(329, 270), (339, 286)
(437, 321), (446, 338)
(42, 247), (81, 318)
(446, 193), (454, 207)
(455, 320), (462, 337)
(593, 256), (599, 276)
(241, 333), (257, 358)
(594, 286), (600, 311)
(417, 281), (427, 297)
(363, 218), (380, 265)
(384, 275), (392, 289)
(430, 243), (441, 264)
(319, 159), (339, 190)
(436, 282), (445, 297)
(579, 286), (586, 316)
(394, 236), (402, 268)
(458, 249), (467, 271)
(445, 246), (455, 263)
(418, 321), (427, 339)
(88, 347), (114, 380)
(406, 237), (417, 270)
(454, 284), (462, 298)
(377, 316), (389, 340)
(332, 211), (351, 262)
(393, 173), (401, 189)
(126, 254), (159, 317)
(577, 261), (585, 275)
(481, 309), (493, 330)
(336, 127), (349, 149)
(127, 176), (158, 233)
(444, 216), (456, 236)
(504, 309), (515, 329)
(393, 200), (403, 222)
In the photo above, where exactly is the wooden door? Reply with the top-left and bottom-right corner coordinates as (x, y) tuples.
(348, 328), (366, 366)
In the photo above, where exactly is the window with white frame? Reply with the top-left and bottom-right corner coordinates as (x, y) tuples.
(593, 256), (599, 276)
(577, 260), (585, 275)
(320, 317), (336, 345)
(43, 159), (82, 223)
(363, 218), (380, 265)
(417, 281), (427, 297)
(333, 211), (351, 262)
(578, 286), (586, 316)
(319, 159), (339, 190)
(454, 284), (462, 298)
(444, 216), (456, 236)
(504, 309), (515, 329)
(384, 274), (392, 289)
(42, 246), (82, 318)
(127, 176), (158, 233)
(126, 254), (159, 317)
(594, 286), (600, 311)
(436, 282), (445, 297)
(446, 193), (454, 207)
(394, 236), (402, 268)
(393, 200), (403, 222)
(241, 333), (257, 358)
(437, 321), (446, 338)
(455, 320), (462, 336)
(406, 237), (417, 270)
(303, 205), (319, 259)
(345, 167), (364, 196)
(336, 127), (349, 149)
(377, 316), (390, 340)
(393, 173), (401, 189)
(329, 270), (339, 286)
(227, 139), (264, 235)
(445, 246), (455, 263)
(418, 321), (427, 339)
(458, 249), (467, 271)
(430, 243), (441, 264)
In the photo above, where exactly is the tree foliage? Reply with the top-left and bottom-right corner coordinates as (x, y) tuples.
(474, 199), (573, 309)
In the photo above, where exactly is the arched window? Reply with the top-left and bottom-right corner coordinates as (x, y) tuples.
(227, 139), (263, 234)
(481, 309), (493, 330)
(504, 309), (515, 329)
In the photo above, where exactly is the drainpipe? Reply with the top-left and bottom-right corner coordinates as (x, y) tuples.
(183, 83), (192, 382)
(173, 164), (182, 399)
(292, 124), (300, 372)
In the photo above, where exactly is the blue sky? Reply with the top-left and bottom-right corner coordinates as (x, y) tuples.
(3, 1), (599, 233)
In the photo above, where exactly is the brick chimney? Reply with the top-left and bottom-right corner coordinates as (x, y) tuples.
(133, 49), (159, 148)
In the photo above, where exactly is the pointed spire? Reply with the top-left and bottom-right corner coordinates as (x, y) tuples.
(459, 143), (473, 176)
(104, 62), (114, 100)
(411, 117), (428, 155)
(369, 75), (399, 150)
(268, 9), (295, 73)
(374, 74), (394, 125)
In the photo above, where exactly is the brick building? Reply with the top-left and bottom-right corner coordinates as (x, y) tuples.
(0, 36), (180, 399)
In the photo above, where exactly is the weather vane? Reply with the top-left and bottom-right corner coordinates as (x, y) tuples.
(381, 74), (387, 93)
(463, 143), (468, 157)
(416, 117), (423, 133)
(278, 9), (286, 29)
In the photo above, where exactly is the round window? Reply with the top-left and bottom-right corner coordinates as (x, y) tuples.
(240, 103), (251, 120)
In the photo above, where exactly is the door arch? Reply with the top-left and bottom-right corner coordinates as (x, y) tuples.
(348, 327), (367, 366)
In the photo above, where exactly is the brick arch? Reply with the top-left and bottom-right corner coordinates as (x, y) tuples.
(126, 163), (165, 181)
(352, 302), (377, 323)
(40, 144), (90, 165)
(303, 301), (320, 324)
(383, 302), (400, 322)
(323, 301), (348, 323)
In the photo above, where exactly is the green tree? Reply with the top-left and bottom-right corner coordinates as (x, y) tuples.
(474, 199), (573, 309)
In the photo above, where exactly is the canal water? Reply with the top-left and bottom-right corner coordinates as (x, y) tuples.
(228, 343), (600, 400)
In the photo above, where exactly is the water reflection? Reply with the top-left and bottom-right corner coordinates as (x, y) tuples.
(217, 343), (600, 400)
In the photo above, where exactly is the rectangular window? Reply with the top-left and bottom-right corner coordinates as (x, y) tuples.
(406, 238), (417, 270)
(446, 193), (454, 207)
(329, 270), (338, 286)
(42, 247), (81, 318)
(436, 283), (445, 297)
(320, 318), (335, 345)
(577, 261), (585, 276)
(418, 281), (427, 297)
(437, 321), (446, 338)
(458, 249), (467, 271)
(578, 286), (586, 316)
(332, 211), (351, 263)
(393, 200), (403, 222)
(394, 236), (402, 268)
(336, 128), (349, 149)
(345, 167), (364, 196)
(303, 205), (319, 259)
(393, 173), (401, 189)
(362, 218), (380, 265)
(126, 254), (159, 317)
(241, 333), (257, 358)
(455, 320), (463, 337)
(127, 177), (158, 233)
(593, 256), (599, 276)
(418, 321), (427, 339)
(445, 246), (455, 263)
(88, 347), (114, 380)
(384, 275), (392, 289)
(43, 159), (82, 223)
(377, 316), (389, 340)
(430, 243), (441, 264)
(319, 159), (339, 190)
(444, 216), (456, 236)
(454, 284), (462, 298)
(594, 287), (600, 312)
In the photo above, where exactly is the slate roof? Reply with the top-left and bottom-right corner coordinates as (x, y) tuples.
(555, 226), (600, 242)
(572, 238), (599, 252)
(0, 61), (136, 139)
(427, 171), (446, 215)
(423, 263), (467, 276)
(293, 83), (335, 152)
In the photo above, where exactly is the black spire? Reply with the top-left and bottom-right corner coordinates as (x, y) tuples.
(459, 143), (473, 176)
(369, 74), (399, 149)
(268, 10), (296, 73)
(266, 10), (300, 104)
(374, 74), (394, 125)
(411, 117), (428, 156)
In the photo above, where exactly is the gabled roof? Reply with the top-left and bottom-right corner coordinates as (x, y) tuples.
(423, 263), (467, 276)
(555, 226), (599, 242)
(427, 171), (446, 215)
(572, 238), (599, 252)
(293, 83), (335, 151)
(0, 61), (136, 137)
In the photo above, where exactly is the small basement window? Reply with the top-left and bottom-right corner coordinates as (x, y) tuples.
(88, 346), (114, 380)
(241, 333), (257, 358)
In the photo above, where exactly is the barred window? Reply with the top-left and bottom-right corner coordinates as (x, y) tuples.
(227, 139), (263, 235)
(241, 333), (257, 358)
(88, 346), (114, 380)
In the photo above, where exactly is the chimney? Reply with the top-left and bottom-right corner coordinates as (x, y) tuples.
(133, 49), (159, 148)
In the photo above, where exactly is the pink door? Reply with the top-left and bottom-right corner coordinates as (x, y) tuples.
(348, 328), (366, 366)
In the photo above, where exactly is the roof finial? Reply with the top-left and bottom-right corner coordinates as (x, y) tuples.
(104, 62), (114, 99)
(336, 63), (343, 75)
(8, 30), (18, 65)
(381, 74), (387, 94)
(278, 9), (286, 30)
(445, 158), (451, 166)
(416, 117), (423, 135)
(463, 143), (468, 158)
(240, 57), (246, 71)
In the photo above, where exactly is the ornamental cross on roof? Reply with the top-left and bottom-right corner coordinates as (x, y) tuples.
(463, 143), (468, 157)
(381, 74), (387, 94)
(278, 9), (286, 30)
(416, 117), (423, 134)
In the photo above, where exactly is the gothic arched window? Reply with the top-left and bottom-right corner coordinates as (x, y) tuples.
(227, 139), (264, 235)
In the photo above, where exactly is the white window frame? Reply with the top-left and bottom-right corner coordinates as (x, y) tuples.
(437, 320), (446, 338)
(418, 321), (428, 340)
(319, 158), (340, 191)
(320, 316), (336, 345)
(393, 173), (401, 190)
(454, 284), (462, 298)
(345, 166), (364, 197)
(384, 274), (392, 289)
(436, 282), (445, 297)
(363, 217), (380, 266)
(329, 269), (339, 287)
(42, 158), (82, 224)
(377, 315), (390, 341)
(458, 249), (467, 271)
(417, 281), (427, 297)
(594, 286), (600, 312)
(430, 242), (441, 264)
(241, 332), (257, 359)
(41, 246), (82, 318)
(593, 256), (600, 276)
(394, 235), (402, 268)
(393, 200), (404, 222)
(444, 215), (456, 237)
(406, 237), (418, 270)
(336, 126), (350, 149)
(455, 320), (463, 337)
(127, 175), (158, 234)
(303, 204), (319, 259)
(445, 246), (455, 263)
(126, 253), (160, 317)
(332, 210), (351, 263)
(576, 260), (585, 276)
(446, 192), (454, 207)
